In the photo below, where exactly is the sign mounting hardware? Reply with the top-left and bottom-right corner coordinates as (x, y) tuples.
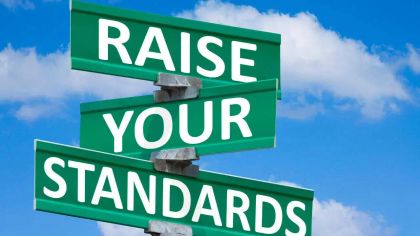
(149, 72), (201, 235)
(150, 72), (201, 178)
(145, 220), (193, 236)
(154, 73), (202, 103)
(150, 147), (199, 178)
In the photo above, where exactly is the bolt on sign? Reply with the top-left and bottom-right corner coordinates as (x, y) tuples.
(80, 79), (278, 159)
(70, 0), (281, 98)
(34, 140), (314, 236)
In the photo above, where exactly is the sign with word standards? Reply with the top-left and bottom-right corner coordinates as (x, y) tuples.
(80, 79), (278, 159)
(34, 140), (313, 235)
(71, 0), (281, 98)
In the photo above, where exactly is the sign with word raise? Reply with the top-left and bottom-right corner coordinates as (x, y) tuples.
(71, 0), (281, 97)
(80, 79), (278, 159)
(34, 140), (313, 236)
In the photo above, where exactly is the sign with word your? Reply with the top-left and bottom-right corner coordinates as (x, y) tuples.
(34, 140), (313, 236)
(71, 0), (281, 98)
(80, 79), (278, 159)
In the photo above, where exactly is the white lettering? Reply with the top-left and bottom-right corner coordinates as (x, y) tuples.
(232, 41), (257, 82)
(92, 167), (123, 209)
(98, 19), (132, 64)
(68, 161), (95, 203)
(192, 185), (222, 226)
(197, 36), (225, 78)
(162, 178), (191, 218)
(221, 98), (252, 140)
(103, 111), (134, 153)
(179, 101), (213, 144)
(127, 172), (156, 214)
(286, 201), (307, 236)
(181, 32), (191, 73)
(135, 27), (175, 71)
(43, 157), (67, 199)
(226, 189), (250, 231)
(135, 107), (172, 149)
(255, 195), (282, 234)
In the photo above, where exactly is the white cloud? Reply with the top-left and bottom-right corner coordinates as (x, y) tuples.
(0, 0), (62, 8)
(407, 44), (420, 74)
(0, 0), (34, 9)
(13, 102), (62, 121)
(1, 1), (415, 121)
(277, 96), (324, 120)
(0, 45), (155, 120)
(278, 181), (395, 236)
(313, 199), (394, 236)
(178, 0), (410, 119)
(98, 222), (148, 236)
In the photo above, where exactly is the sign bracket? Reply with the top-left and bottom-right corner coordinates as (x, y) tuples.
(154, 73), (202, 103)
(150, 147), (199, 178)
(145, 220), (193, 236)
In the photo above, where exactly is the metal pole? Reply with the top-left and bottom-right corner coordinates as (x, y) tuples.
(146, 73), (202, 235)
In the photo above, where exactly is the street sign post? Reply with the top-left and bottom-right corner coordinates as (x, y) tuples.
(34, 140), (314, 236)
(34, 2), (313, 234)
(80, 79), (278, 159)
(70, 0), (281, 98)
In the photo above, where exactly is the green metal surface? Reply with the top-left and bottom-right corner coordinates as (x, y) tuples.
(80, 79), (278, 159)
(70, 0), (281, 98)
(34, 140), (313, 235)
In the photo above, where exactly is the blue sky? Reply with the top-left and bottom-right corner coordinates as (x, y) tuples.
(0, 0), (419, 235)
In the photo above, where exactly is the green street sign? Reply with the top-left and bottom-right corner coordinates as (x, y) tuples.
(71, 0), (281, 98)
(34, 140), (313, 235)
(80, 79), (278, 159)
